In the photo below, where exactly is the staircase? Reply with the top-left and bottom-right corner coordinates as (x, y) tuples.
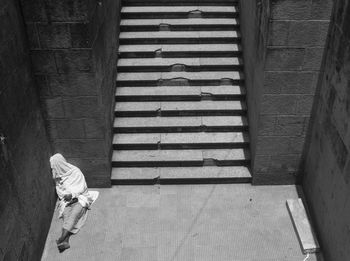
(112, 0), (251, 185)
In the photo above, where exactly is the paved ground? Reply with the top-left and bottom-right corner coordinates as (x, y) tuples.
(41, 184), (323, 261)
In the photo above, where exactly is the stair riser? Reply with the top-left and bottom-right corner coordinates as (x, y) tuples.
(112, 177), (251, 186)
(121, 24), (239, 32)
(112, 160), (249, 167)
(114, 126), (249, 133)
(119, 51), (242, 59)
(115, 110), (247, 117)
(115, 95), (245, 102)
(120, 37), (240, 45)
(117, 65), (244, 73)
(116, 79), (244, 87)
(122, 0), (238, 7)
(113, 142), (249, 150)
(121, 13), (238, 19)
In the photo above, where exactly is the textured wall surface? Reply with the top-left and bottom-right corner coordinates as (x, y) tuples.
(302, 0), (350, 260)
(239, 0), (271, 182)
(20, 0), (121, 187)
(0, 0), (56, 260)
(240, 0), (333, 184)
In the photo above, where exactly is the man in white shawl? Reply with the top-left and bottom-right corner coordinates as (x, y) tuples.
(50, 153), (99, 253)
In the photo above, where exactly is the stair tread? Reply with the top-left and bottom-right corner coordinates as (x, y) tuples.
(119, 31), (239, 39)
(116, 86), (201, 96)
(116, 71), (243, 81)
(121, 6), (238, 13)
(114, 116), (248, 128)
(118, 57), (241, 66)
(115, 100), (246, 112)
(113, 132), (248, 145)
(118, 44), (241, 52)
(112, 166), (251, 180)
(112, 148), (249, 162)
(115, 86), (244, 96)
(121, 18), (239, 26)
(160, 100), (246, 110)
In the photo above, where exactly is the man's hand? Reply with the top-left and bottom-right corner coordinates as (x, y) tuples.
(63, 194), (72, 202)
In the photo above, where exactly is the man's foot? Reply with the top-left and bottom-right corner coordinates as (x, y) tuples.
(57, 242), (70, 253)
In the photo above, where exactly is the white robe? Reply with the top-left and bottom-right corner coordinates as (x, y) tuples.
(50, 154), (99, 230)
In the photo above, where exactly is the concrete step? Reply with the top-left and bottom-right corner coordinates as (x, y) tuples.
(117, 57), (243, 72)
(120, 18), (239, 31)
(111, 166), (251, 185)
(122, 0), (238, 7)
(114, 100), (247, 117)
(116, 71), (244, 86)
(121, 6), (238, 19)
(113, 132), (249, 149)
(118, 44), (242, 58)
(119, 31), (240, 45)
(112, 148), (250, 167)
(114, 116), (248, 133)
(115, 85), (245, 101)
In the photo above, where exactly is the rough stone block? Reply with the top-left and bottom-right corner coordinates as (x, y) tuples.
(261, 95), (297, 114)
(30, 51), (57, 73)
(324, 117), (349, 171)
(53, 140), (72, 157)
(265, 72), (318, 94)
(85, 118), (105, 138)
(256, 136), (305, 155)
(46, 120), (58, 140)
(70, 23), (91, 48)
(266, 48), (305, 70)
(253, 155), (270, 173)
(1, 41), (26, 78)
(263, 73), (281, 94)
(68, 158), (110, 174)
(85, 174), (111, 188)
(25, 23), (40, 49)
(37, 23), (71, 49)
(274, 116), (308, 136)
(288, 21), (330, 47)
(270, 154), (300, 173)
(63, 96), (100, 117)
(42, 0), (89, 22)
(69, 140), (107, 158)
(55, 50), (93, 73)
(310, 0), (333, 19)
(303, 48), (325, 70)
(35, 75), (50, 97)
(47, 73), (97, 96)
(20, 0), (47, 22)
(296, 95), (315, 114)
(271, 0), (311, 20)
(253, 172), (297, 185)
(268, 21), (289, 46)
(43, 97), (64, 118)
(258, 115), (276, 135)
(55, 119), (85, 139)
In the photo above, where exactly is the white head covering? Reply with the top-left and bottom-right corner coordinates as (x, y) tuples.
(50, 153), (99, 219)
(50, 153), (77, 179)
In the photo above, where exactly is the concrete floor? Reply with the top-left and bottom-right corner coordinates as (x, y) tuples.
(41, 184), (323, 261)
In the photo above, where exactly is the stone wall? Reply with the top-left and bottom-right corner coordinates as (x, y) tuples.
(240, 0), (333, 184)
(20, 0), (121, 187)
(0, 0), (56, 260)
(302, 0), (350, 259)
(239, 0), (271, 182)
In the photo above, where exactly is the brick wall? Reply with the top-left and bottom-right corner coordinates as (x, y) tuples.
(20, 0), (121, 187)
(0, 0), (56, 260)
(240, 0), (333, 184)
(302, 0), (350, 259)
